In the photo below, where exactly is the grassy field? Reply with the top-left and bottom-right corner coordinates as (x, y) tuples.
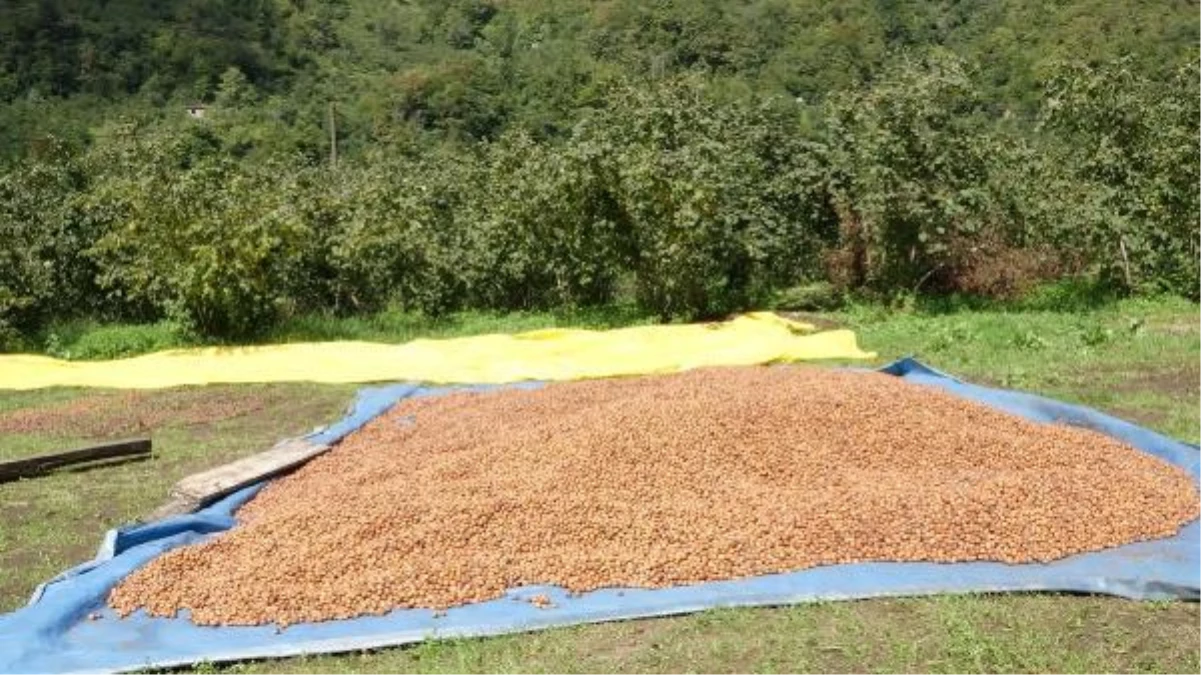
(28, 305), (654, 361)
(0, 295), (1197, 672)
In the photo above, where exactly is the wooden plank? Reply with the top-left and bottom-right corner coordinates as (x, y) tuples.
(167, 437), (330, 514)
(0, 439), (151, 483)
(146, 495), (201, 521)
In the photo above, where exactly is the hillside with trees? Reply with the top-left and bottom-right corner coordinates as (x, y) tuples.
(1, 0), (1197, 344)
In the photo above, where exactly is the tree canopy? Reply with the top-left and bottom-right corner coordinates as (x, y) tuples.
(1, 0), (1196, 160)
(0, 0), (1196, 344)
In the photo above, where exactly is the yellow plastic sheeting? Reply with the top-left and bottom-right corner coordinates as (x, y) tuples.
(0, 312), (874, 390)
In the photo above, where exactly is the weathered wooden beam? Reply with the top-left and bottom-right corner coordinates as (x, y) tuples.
(0, 439), (152, 483)
(154, 437), (331, 518)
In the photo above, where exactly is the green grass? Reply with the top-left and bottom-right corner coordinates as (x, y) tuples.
(834, 294), (1200, 441)
(208, 596), (1198, 674)
(1, 293), (1197, 673)
(0, 431), (96, 462)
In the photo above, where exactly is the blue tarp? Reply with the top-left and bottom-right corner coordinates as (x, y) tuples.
(1, 358), (1197, 674)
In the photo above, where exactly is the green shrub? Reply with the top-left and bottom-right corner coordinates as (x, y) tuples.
(824, 51), (1003, 293)
(87, 134), (314, 338)
(465, 130), (629, 310)
(0, 139), (94, 343)
(330, 149), (479, 315)
(41, 321), (184, 360)
(1038, 55), (1200, 298)
(332, 77), (839, 322)
(771, 282), (844, 312)
(578, 76), (835, 319)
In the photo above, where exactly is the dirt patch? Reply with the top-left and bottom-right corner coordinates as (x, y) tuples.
(1109, 365), (1201, 398)
(109, 366), (1198, 627)
(1008, 595), (1200, 672)
(0, 534), (99, 612)
(0, 499), (34, 523)
(1103, 405), (1169, 427)
(0, 387), (289, 440)
(600, 620), (680, 665)
(1149, 317), (1200, 336)
(0, 546), (51, 598)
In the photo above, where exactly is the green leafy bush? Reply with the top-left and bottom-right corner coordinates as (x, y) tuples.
(87, 134), (314, 338)
(1038, 55), (1200, 298)
(466, 130), (629, 310)
(330, 149), (479, 315)
(41, 320), (184, 360)
(330, 77), (839, 321)
(579, 76), (835, 319)
(824, 52), (1001, 293)
(0, 139), (93, 343)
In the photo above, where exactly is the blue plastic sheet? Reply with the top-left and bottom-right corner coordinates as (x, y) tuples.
(1, 358), (1197, 674)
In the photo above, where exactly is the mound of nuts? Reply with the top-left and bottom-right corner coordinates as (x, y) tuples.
(109, 366), (1200, 626)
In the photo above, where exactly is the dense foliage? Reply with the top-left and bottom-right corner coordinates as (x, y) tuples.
(0, 0), (1197, 343)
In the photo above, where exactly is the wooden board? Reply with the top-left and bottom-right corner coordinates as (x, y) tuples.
(157, 437), (331, 517)
(0, 439), (151, 482)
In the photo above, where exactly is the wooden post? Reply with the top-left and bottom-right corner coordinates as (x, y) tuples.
(1118, 236), (1133, 289)
(328, 101), (338, 168)
(0, 439), (151, 482)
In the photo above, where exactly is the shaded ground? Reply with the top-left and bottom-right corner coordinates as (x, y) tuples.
(0, 297), (1197, 673)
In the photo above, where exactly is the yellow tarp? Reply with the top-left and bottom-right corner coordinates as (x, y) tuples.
(0, 312), (874, 390)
